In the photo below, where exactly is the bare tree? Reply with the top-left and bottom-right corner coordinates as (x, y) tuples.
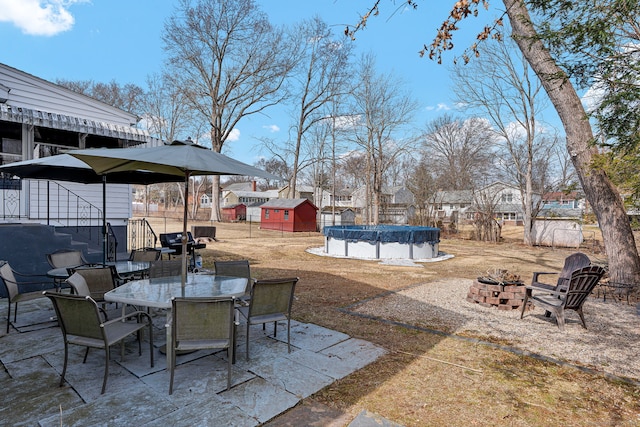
(422, 114), (496, 190)
(339, 151), (368, 191)
(451, 32), (558, 245)
(254, 157), (291, 190)
(406, 155), (439, 226)
(284, 16), (354, 200)
(350, 0), (640, 289)
(162, 0), (295, 221)
(56, 79), (144, 116)
(350, 53), (418, 224)
(141, 73), (204, 218)
(471, 185), (503, 242)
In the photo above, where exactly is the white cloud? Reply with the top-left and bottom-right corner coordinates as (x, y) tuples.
(0, 0), (84, 36)
(262, 124), (280, 133)
(227, 128), (240, 142)
(425, 103), (451, 112)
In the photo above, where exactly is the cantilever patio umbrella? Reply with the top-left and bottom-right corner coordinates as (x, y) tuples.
(0, 154), (182, 263)
(69, 139), (281, 287)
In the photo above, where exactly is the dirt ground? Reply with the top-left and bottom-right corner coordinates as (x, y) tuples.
(143, 217), (640, 426)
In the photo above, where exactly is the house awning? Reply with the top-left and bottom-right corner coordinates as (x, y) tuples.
(0, 104), (158, 144)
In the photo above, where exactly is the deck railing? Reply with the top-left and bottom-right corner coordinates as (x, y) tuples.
(0, 178), (103, 248)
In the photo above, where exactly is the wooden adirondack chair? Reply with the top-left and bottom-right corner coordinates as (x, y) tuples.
(521, 265), (605, 330)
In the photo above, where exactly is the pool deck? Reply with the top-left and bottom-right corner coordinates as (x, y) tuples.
(0, 298), (387, 426)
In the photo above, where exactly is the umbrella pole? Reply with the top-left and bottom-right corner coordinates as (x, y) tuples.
(102, 175), (107, 265)
(181, 173), (189, 288)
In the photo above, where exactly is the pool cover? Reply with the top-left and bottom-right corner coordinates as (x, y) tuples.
(323, 225), (440, 244)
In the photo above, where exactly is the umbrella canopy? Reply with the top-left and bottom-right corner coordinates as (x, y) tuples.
(0, 153), (183, 185)
(69, 140), (281, 179)
(0, 154), (185, 263)
(69, 139), (281, 286)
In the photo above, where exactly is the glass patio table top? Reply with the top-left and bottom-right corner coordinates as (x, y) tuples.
(103, 274), (248, 308)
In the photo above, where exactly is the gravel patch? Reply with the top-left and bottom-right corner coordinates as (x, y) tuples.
(349, 278), (640, 382)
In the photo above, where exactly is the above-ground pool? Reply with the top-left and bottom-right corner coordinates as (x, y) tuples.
(323, 225), (440, 260)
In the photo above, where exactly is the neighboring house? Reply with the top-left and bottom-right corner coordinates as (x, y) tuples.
(319, 207), (356, 229)
(351, 185), (415, 208)
(222, 189), (279, 207)
(260, 198), (318, 232)
(349, 185), (415, 224)
(223, 181), (255, 193)
(328, 189), (354, 208)
(430, 190), (474, 221)
(380, 204), (417, 224)
(473, 182), (526, 225)
(542, 191), (582, 209)
(200, 193), (211, 208)
(277, 184), (315, 202)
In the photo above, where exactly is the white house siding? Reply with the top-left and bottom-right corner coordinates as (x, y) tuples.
(26, 180), (131, 227)
(0, 63), (137, 125)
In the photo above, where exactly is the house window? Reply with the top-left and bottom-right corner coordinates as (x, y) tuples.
(284, 210), (289, 220)
(501, 193), (513, 202)
(265, 209), (269, 219)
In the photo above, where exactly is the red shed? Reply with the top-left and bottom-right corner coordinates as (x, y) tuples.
(221, 203), (246, 222)
(260, 198), (318, 232)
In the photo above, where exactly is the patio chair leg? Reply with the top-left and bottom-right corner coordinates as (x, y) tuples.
(60, 343), (69, 387)
(287, 319), (291, 353)
(147, 321), (154, 368)
(83, 347), (90, 363)
(576, 308), (587, 329)
(520, 292), (529, 319)
(6, 305), (10, 333)
(226, 347), (232, 390)
(273, 321), (277, 337)
(246, 324), (250, 361)
(169, 349), (176, 394)
(102, 348), (110, 394)
(556, 312), (565, 331)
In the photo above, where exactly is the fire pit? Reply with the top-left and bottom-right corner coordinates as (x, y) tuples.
(466, 270), (531, 310)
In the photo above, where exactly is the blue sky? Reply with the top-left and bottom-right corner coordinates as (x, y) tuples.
(0, 0), (501, 164)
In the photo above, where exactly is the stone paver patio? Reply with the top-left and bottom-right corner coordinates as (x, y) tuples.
(0, 298), (385, 426)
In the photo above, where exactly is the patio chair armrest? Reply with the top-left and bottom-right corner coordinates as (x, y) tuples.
(8, 277), (55, 292)
(103, 310), (151, 326)
(531, 272), (557, 288)
(529, 281), (556, 291)
(524, 285), (564, 297)
(12, 270), (52, 281)
(532, 271), (557, 281)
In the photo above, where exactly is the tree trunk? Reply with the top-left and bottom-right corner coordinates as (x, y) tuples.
(504, 0), (640, 284)
(210, 175), (221, 222)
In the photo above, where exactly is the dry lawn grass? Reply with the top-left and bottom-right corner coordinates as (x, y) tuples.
(144, 217), (640, 426)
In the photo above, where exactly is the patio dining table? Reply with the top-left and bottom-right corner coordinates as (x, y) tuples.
(103, 274), (248, 368)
